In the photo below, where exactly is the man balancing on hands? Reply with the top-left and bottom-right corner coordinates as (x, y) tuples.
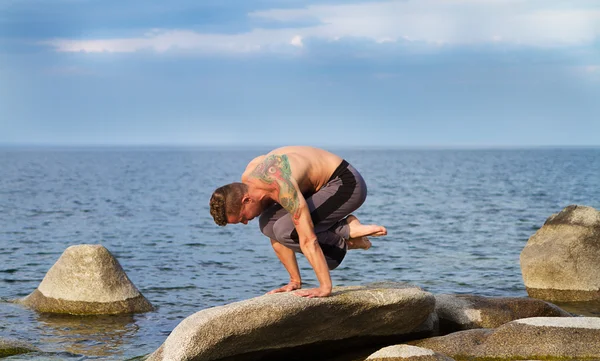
(209, 146), (387, 298)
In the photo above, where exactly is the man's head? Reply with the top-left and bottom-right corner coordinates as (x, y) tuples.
(209, 183), (263, 225)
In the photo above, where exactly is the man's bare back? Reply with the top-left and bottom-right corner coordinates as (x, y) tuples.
(242, 146), (343, 195)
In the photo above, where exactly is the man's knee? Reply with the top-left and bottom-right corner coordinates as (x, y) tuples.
(258, 213), (269, 232)
(272, 219), (294, 244)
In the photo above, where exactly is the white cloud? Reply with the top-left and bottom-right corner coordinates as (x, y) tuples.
(290, 35), (304, 47)
(43, 0), (600, 54)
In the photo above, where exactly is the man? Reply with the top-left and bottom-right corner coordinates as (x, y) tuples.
(209, 146), (386, 298)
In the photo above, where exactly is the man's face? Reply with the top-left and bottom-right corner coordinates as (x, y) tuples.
(227, 200), (262, 225)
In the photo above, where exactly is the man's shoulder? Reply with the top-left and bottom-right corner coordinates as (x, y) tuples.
(242, 155), (267, 181)
(249, 155), (267, 165)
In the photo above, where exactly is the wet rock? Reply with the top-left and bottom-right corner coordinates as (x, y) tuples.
(434, 294), (571, 333)
(521, 205), (600, 301)
(147, 282), (435, 361)
(0, 338), (38, 357)
(18, 244), (153, 315)
(412, 317), (600, 360)
(366, 345), (455, 361)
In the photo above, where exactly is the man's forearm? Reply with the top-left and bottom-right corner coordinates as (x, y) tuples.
(271, 239), (302, 284)
(299, 238), (332, 291)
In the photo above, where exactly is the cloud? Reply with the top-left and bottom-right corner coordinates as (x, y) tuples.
(585, 65), (600, 73)
(42, 0), (600, 54)
(290, 35), (303, 47)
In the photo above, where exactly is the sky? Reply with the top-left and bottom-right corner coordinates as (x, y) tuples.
(1, 0), (599, 147)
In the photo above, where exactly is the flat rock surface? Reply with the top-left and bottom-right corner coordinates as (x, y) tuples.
(148, 282), (435, 361)
(521, 205), (600, 301)
(18, 244), (153, 315)
(366, 345), (455, 361)
(413, 316), (600, 360)
(434, 294), (571, 333)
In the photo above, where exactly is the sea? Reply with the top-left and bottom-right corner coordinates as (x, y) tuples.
(1, 146), (599, 360)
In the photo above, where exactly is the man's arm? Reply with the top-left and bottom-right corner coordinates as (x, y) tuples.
(267, 239), (302, 294)
(249, 154), (332, 298)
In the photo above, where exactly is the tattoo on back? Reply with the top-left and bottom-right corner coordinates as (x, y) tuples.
(250, 154), (301, 224)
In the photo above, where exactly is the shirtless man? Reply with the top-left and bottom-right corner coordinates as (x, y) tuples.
(209, 146), (386, 298)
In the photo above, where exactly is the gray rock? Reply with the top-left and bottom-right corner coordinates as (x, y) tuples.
(434, 294), (571, 333)
(0, 338), (38, 357)
(147, 282), (435, 361)
(412, 312), (439, 336)
(366, 345), (455, 361)
(18, 244), (153, 315)
(521, 205), (600, 301)
(413, 317), (600, 360)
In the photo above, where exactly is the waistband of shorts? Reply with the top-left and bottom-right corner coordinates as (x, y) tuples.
(327, 159), (350, 182)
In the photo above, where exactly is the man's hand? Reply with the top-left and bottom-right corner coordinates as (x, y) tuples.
(266, 281), (301, 294)
(294, 287), (331, 298)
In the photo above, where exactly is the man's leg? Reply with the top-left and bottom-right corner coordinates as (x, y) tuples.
(267, 239), (302, 294)
(261, 162), (386, 268)
(259, 163), (385, 247)
(269, 162), (370, 269)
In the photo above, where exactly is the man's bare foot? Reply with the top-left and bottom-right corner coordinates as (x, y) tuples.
(347, 236), (372, 250)
(346, 215), (387, 238)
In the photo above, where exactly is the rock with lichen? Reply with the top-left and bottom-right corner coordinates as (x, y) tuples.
(412, 317), (600, 360)
(366, 344), (455, 361)
(0, 338), (38, 358)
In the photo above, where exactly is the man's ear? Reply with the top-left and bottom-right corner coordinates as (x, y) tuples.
(242, 194), (251, 204)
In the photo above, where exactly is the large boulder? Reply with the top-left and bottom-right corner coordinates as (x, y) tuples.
(18, 244), (153, 315)
(0, 338), (38, 358)
(412, 317), (600, 360)
(521, 205), (600, 301)
(434, 294), (571, 333)
(366, 345), (454, 361)
(147, 282), (435, 361)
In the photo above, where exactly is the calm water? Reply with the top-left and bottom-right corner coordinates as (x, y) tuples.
(1, 147), (599, 360)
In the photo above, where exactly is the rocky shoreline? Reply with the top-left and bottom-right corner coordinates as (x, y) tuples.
(4, 204), (600, 360)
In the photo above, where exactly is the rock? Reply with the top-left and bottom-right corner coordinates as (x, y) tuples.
(412, 317), (600, 360)
(147, 282), (435, 361)
(0, 338), (38, 357)
(366, 345), (455, 361)
(521, 205), (600, 301)
(18, 244), (153, 315)
(412, 312), (439, 336)
(410, 329), (491, 358)
(434, 294), (571, 333)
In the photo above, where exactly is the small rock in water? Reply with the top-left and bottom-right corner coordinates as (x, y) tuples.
(0, 337), (39, 357)
(521, 205), (600, 302)
(17, 244), (153, 315)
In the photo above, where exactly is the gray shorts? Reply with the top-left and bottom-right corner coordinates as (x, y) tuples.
(259, 160), (367, 270)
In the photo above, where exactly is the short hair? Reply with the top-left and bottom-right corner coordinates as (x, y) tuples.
(209, 182), (248, 226)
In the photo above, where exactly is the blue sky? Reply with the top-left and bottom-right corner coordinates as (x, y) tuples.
(1, 0), (599, 147)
